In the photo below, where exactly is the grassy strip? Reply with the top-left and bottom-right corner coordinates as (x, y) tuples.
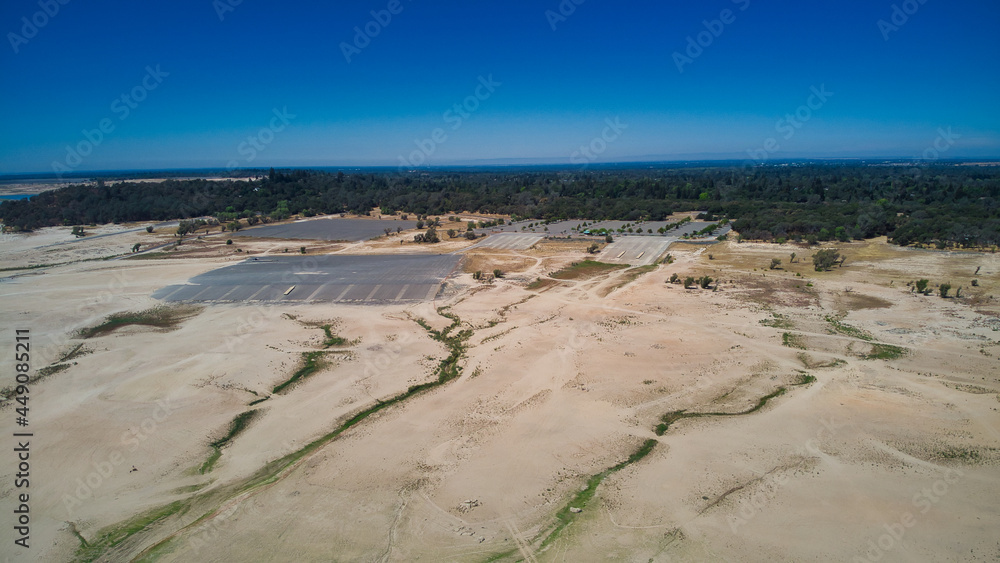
(58, 343), (89, 362)
(0, 262), (68, 272)
(272, 351), (326, 394)
(199, 410), (261, 474)
(550, 260), (628, 280)
(248, 396), (269, 406)
(74, 501), (192, 562)
(79, 308), (473, 562)
(536, 438), (658, 551)
(654, 374), (815, 436)
(77, 306), (199, 339)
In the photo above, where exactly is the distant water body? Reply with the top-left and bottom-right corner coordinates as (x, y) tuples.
(0, 195), (34, 200)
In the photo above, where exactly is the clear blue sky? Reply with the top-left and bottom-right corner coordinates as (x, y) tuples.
(1, 0), (998, 173)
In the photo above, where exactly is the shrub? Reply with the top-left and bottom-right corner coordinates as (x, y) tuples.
(683, 276), (695, 289)
(699, 276), (713, 289)
(464, 231), (477, 240)
(226, 239), (233, 245)
(416, 220), (424, 229)
(669, 273), (680, 284)
(971, 279), (979, 287)
(493, 269), (504, 278)
(300, 246), (306, 254)
(915, 279), (930, 293)
(940, 283), (951, 298)
(770, 258), (782, 270)
(145, 226), (154, 233)
(605, 234), (614, 243)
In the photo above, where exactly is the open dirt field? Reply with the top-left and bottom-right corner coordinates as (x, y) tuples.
(1, 228), (998, 562)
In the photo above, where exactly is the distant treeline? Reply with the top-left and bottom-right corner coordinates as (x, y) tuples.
(2, 165), (999, 248)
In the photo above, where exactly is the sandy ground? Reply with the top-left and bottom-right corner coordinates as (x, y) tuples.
(0, 227), (998, 562)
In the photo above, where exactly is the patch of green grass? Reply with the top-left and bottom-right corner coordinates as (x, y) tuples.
(782, 332), (807, 350)
(759, 313), (794, 329)
(200, 410), (261, 474)
(248, 396), (269, 406)
(272, 351), (327, 394)
(865, 343), (908, 360)
(77, 306), (200, 338)
(320, 324), (349, 347)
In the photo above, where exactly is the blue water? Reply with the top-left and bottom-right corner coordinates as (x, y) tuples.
(0, 195), (34, 200)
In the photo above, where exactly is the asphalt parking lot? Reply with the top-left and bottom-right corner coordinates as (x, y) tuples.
(153, 254), (460, 304)
(239, 218), (419, 242)
(467, 233), (544, 250)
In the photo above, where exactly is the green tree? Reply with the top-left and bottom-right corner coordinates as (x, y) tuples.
(812, 249), (841, 271)
(915, 279), (930, 293)
(683, 276), (696, 289)
(770, 258), (782, 270)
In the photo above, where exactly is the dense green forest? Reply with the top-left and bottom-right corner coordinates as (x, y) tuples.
(2, 164), (998, 248)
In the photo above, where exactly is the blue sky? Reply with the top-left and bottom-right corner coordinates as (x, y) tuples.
(1, 0), (998, 173)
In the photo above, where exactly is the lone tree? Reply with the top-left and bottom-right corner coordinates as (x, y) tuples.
(71, 226), (85, 237)
(587, 243), (599, 254)
(683, 276), (696, 289)
(699, 276), (713, 289)
(447, 229), (457, 238)
(915, 279), (930, 294)
(669, 273), (680, 284)
(790, 252), (796, 263)
(605, 234), (614, 243)
(770, 258), (782, 270)
(812, 249), (841, 271)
